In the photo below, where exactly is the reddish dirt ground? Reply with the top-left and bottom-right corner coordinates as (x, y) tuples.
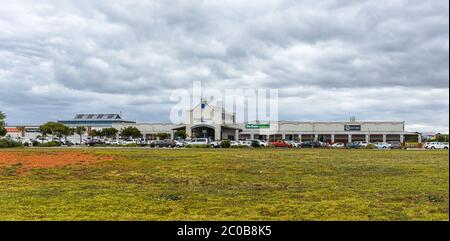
(0, 151), (112, 174)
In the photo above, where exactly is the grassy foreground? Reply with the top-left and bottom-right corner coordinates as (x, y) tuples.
(0, 148), (448, 220)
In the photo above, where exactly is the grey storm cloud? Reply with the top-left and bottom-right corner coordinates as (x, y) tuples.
(0, 0), (448, 132)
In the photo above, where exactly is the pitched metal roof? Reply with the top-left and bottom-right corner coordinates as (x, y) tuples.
(73, 114), (122, 120)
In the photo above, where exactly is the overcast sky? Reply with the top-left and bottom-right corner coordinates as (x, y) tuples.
(0, 0), (448, 132)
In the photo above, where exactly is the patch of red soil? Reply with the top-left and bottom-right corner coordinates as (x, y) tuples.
(0, 151), (113, 174)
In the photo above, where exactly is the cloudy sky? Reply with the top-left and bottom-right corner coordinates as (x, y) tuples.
(0, 0), (448, 132)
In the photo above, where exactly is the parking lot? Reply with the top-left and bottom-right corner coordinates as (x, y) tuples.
(7, 136), (448, 150)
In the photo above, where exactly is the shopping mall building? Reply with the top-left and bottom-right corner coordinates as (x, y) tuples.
(5, 100), (422, 143)
(110, 101), (422, 143)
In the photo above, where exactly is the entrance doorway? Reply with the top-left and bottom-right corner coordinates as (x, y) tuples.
(191, 126), (215, 139)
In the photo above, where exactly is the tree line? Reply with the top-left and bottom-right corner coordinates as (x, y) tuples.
(36, 122), (186, 140)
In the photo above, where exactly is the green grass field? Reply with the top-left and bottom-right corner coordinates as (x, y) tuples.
(0, 148), (448, 220)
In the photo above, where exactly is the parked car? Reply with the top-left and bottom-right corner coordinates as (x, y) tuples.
(286, 141), (301, 148)
(187, 138), (209, 145)
(69, 139), (81, 145)
(300, 141), (321, 148)
(35, 137), (49, 144)
(356, 141), (369, 147)
(240, 140), (253, 147)
(121, 140), (136, 145)
(174, 140), (185, 148)
(110, 139), (122, 145)
(424, 142), (449, 149)
(331, 142), (345, 148)
(230, 141), (241, 147)
(374, 142), (391, 149)
(388, 141), (403, 149)
(210, 141), (222, 148)
(137, 138), (148, 146)
(87, 139), (104, 146)
(270, 140), (292, 148)
(249, 139), (268, 147)
(154, 139), (176, 148)
(319, 142), (330, 147)
(347, 142), (362, 148)
(62, 139), (74, 146)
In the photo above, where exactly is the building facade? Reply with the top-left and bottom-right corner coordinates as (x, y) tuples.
(112, 101), (422, 143)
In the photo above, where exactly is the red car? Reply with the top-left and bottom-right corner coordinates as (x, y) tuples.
(270, 141), (292, 148)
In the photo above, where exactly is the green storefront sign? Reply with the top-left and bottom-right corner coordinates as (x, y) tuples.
(245, 123), (270, 129)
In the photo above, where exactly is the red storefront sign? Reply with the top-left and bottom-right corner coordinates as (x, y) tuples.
(5, 127), (20, 133)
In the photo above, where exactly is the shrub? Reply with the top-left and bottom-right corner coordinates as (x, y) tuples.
(231, 145), (248, 148)
(185, 144), (210, 148)
(159, 193), (182, 201)
(404, 142), (422, 149)
(365, 144), (377, 149)
(251, 140), (261, 148)
(220, 140), (231, 148)
(37, 141), (61, 147)
(0, 139), (22, 148)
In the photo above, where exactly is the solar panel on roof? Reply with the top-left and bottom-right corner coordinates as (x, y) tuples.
(87, 114), (94, 119)
(107, 114), (115, 119)
(98, 114), (104, 119)
(75, 114), (84, 119)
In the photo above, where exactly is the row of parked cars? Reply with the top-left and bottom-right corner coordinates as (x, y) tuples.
(11, 136), (449, 149)
(142, 139), (403, 149)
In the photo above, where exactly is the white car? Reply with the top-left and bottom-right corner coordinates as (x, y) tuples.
(35, 137), (49, 144)
(374, 142), (391, 149)
(70, 139), (82, 145)
(174, 140), (185, 148)
(230, 141), (241, 147)
(286, 141), (301, 148)
(424, 142), (449, 149)
(240, 140), (253, 147)
(187, 138), (209, 145)
(248, 139), (268, 147)
(355, 141), (369, 147)
(331, 142), (345, 148)
(110, 139), (122, 145)
(122, 140), (136, 145)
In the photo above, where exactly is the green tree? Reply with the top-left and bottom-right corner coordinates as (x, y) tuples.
(58, 125), (73, 141)
(221, 140), (231, 148)
(174, 130), (187, 140)
(120, 126), (142, 139)
(0, 111), (6, 137)
(39, 122), (71, 142)
(101, 128), (119, 138)
(89, 129), (101, 138)
(434, 134), (449, 142)
(17, 126), (26, 137)
(39, 122), (64, 138)
(75, 126), (87, 144)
